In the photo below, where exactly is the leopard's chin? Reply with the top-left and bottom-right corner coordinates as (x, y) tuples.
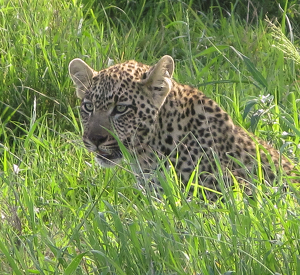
(95, 150), (123, 168)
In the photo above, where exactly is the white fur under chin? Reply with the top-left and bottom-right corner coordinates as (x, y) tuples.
(95, 155), (122, 168)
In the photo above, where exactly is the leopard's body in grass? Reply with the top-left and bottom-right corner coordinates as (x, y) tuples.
(69, 55), (295, 199)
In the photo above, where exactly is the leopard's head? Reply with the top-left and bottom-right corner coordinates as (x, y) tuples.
(69, 56), (174, 167)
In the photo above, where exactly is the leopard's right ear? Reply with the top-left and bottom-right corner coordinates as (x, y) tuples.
(69, 58), (95, 99)
(139, 55), (174, 109)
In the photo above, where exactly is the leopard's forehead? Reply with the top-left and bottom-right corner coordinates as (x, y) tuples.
(86, 60), (150, 107)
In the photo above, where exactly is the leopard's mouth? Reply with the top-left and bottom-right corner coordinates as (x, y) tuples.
(95, 147), (123, 167)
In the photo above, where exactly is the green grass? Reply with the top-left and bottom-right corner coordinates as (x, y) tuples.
(1, 0), (300, 274)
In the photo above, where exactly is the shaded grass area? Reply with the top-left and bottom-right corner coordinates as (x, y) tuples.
(1, 0), (300, 274)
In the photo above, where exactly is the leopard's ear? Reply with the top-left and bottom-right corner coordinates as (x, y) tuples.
(140, 55), (174, 108)
(69, 58), (95, 99)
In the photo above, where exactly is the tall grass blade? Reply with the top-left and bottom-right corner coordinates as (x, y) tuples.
(64, 252), (89, 275)
(230, 47), (268, 89)
(0, 240), (23, 275)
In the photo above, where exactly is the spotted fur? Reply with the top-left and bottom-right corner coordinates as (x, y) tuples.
(69, 55), (295, 199)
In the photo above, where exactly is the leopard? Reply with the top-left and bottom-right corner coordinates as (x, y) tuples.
(68, 55), (296, 200)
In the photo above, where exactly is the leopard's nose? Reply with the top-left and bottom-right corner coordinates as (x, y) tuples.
(88, 134), (108, 148)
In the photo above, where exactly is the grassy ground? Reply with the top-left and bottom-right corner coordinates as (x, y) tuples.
(1, 0), (300, 274)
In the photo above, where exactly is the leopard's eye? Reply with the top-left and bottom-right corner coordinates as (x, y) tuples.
(114, 105), (128, 114)
(82, 102), (94, 112)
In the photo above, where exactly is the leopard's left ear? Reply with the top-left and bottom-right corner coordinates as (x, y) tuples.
(69, 58), (95, 99)
(140, 55), (174, 108)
